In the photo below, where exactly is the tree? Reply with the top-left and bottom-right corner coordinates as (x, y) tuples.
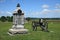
(6, 16), (13, 22)
(26, 17), (31, 22)
(0, 16), (6, 22)
(6, 16), (11, 22)
(10, 16), (13, 22)
(0, 18), (1, 20)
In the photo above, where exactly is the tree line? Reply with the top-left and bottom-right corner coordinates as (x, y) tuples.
(0, 16), (60, 22)
(0, 16), (13, 22)
(0, 16), (31, 22)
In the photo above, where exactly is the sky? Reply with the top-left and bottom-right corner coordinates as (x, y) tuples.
(0, 0), (60, 18)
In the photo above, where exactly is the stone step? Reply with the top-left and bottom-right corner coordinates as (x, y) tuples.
(8, 29), (28, 34)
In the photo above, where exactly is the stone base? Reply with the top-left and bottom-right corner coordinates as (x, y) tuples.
(12, 25), (24, 29)
(8, 29), (28, 35)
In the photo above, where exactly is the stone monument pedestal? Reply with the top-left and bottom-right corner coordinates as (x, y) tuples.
(8, 25), (28, 35)
(8, 3), (28, 35)
(8, 28), (28, 34)
(12, 25), (24, 29)
(8, 24), (28, 34)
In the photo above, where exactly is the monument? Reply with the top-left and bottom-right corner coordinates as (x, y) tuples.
(8, 3), (28, 35)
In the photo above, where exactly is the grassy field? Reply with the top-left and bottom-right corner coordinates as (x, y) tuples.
(0, 21), (60, 40)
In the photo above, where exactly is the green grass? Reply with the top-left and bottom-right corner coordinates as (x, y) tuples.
(0, 21), (60, 40)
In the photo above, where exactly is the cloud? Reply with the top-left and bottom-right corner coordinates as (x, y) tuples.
(0, 11), (12, 16)
(40, 9), (51, 14)
(42, 4), (49, 9)
(25, 7), (60, 18)
(6, 11), (12, 15)
(55, 3), (60, 9)
(0, 11), (3, 13)
(40, 9), (60, 14)
(53, 9), (60, 13)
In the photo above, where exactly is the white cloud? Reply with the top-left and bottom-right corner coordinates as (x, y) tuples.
(0, 11), (12, 16)
(40, 9), (60, 14)
(53, 9), (60, 13)
(6, 11), (12, 15)
(0, 11), (4, 13)
(26, 8), (60, 17)
(42, 4), (49, 9)
(40, 9), (51, 14)
(55, 3), (60, 9)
